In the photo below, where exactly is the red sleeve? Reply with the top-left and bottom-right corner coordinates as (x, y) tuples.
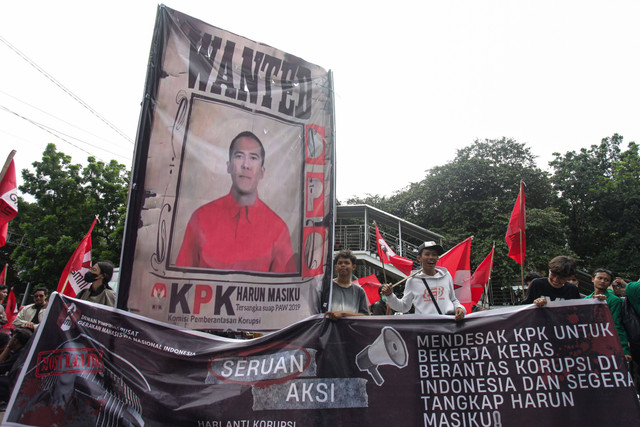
(270, 222), (295, 273)
(176, 216), (199, 267)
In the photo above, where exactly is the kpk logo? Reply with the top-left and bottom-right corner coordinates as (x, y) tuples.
(151, 283), (168, 311)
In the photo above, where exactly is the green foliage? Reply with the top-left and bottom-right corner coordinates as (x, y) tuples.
(550, 134), (640, 277)
(10, 144), (129, 293)
(347, 137), (571, 295)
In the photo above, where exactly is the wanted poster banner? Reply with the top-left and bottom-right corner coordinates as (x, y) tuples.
(4, 294), (639, 426)
(117, 6), (335, 331)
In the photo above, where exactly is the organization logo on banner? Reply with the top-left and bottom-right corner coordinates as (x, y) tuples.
(56, 302), (82, 332)
(151, 283), (168, 311)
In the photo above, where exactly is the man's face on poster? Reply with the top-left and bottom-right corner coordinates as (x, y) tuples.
(227, 136), (265, 196)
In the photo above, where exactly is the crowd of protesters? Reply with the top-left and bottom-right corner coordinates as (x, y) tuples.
(2, 248), (640, 407)
(322, 246), (640, 396)
(0, 261), (116, 409)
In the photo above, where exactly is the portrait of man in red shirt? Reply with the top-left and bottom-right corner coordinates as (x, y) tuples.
(176, 131), (296, 273)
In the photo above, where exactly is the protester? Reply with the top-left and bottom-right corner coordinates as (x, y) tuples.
(521, 256), (580, 307)
(524, 271), (543, 290)
(565, 277), (580, 286)
(0, 285), (7, 326)
(13, 288), (47, 330)
(370, 286), (391, 315)
(0, 328), (33, 406)
(584, 268), (631, 360)
(0, 285), (9, 349)
(611, 277), (628, 298)
(77, 261), (117, 307)
(321, 250), (369, 320)
(381, 241), (465, 321)
(177, 131), (295, 273)
(622, 280), (640, 394)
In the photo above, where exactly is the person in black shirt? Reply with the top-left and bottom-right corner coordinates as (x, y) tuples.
(521, 256), (580, 307)
(0, 328), (33, 404)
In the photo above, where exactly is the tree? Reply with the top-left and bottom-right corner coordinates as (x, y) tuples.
(348, 138), (571, 293)
(551, 134), (640, 277)
(10, 144), (129, 292)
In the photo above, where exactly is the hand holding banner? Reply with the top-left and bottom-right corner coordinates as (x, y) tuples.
(5, 295), (639, 425)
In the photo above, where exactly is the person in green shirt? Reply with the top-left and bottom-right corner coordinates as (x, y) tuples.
(623, 279), (640, 314)
(585, 268), (631, 361)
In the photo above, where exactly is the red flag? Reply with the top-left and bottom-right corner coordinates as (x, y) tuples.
(356, 274), (382, 305)
(436, 237), (472, 312)
(505, 181), (526, 265)
(57, 217), (98, 297)
(0, 157), (18, 247)
(470, 246), (495, 305)
(374, 223), (414, 275)
(3, 289), (17, 329)
(0, 264), (6, 285)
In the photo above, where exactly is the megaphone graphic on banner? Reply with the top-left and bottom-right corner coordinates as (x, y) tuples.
(356, 327), (408, 386)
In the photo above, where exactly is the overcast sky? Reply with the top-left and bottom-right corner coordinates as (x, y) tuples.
(2, 1), (639, 202)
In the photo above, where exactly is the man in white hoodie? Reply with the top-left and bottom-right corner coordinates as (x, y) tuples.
(380, 241), (465, 321)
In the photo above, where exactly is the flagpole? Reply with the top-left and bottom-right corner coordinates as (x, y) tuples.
(59, 277), (71, 297)
(439, 236), (474, 258)
(484, 242), (495, 308)
(373, 221), (388, 283)
(21, 282), (32, 307)
(519, 229), (524, 300)
(483, 279), (490, 309)
(0, 150), (16, 183)
(391, 268), (423, 288)
(519, 181), (525, 301)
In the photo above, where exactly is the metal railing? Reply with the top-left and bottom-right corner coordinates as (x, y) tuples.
(334, 224), (421, 263)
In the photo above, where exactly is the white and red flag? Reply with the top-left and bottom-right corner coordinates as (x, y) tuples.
(3, 288), (18, 329)
(437, 237), (473, 312)
(57, 217), (98, 297)
(0, 152), (18, 247)
(505, 181), (526, 265)
(470, 246), (495, 306)
(374, 222), (414, 275)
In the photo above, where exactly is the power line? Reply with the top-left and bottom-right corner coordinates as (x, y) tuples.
(0, 35), (134, 144)
(0, 104), (130, 162)
(0, 89), (132, 150)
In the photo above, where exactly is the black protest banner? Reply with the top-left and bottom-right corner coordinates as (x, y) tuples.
(118, 5), (335, 331)
(5, 294), (639, 426)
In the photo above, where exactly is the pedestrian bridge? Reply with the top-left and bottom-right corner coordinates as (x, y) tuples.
(335, 204), (444, 283)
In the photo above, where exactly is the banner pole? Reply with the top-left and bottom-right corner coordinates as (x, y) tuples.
(519, 230), (525, 299)
(519, 181), (526, 299)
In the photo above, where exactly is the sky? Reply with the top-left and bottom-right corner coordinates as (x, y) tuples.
(1, 1), (639, 202)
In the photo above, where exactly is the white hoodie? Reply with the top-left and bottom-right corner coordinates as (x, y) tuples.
(386, 267), (465, 316)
